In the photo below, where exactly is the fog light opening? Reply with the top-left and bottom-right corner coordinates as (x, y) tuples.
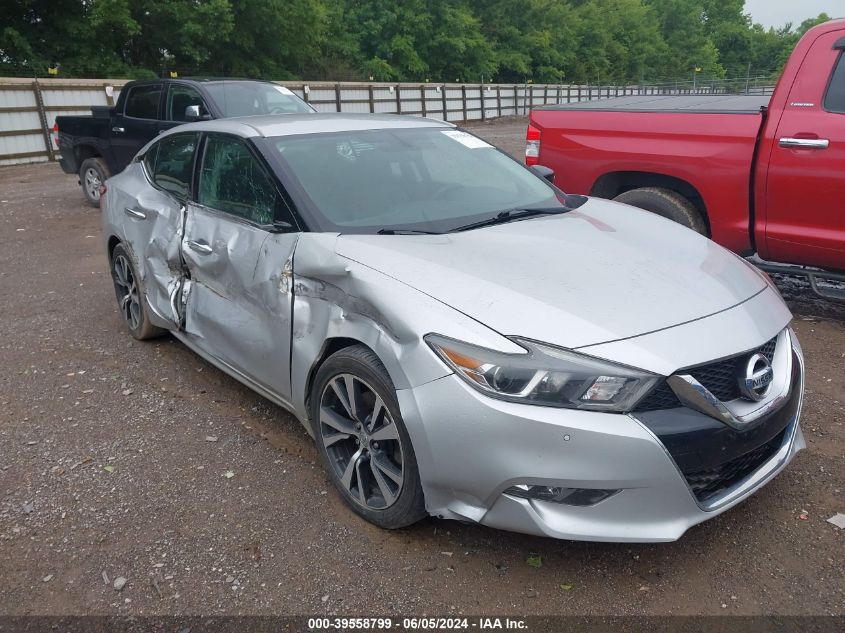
(504, 485), (620, 507)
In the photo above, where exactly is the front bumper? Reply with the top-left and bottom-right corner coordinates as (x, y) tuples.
(398, 337), (805, 543)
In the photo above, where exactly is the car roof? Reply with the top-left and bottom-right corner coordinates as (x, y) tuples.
(125, 77), (278, 87)
(165, 113), (455, 139)
(180, 77), (268, 83)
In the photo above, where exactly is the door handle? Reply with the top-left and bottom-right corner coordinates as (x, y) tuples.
(124, 207), (147, 220)
(186, 239), (213, 255)
(779, 137), (829, 150)
(112, 126), (125, 133)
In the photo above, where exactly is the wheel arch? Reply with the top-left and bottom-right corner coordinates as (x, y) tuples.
(303, 337), (376, 424)
(106, 235), (122, 261)
(75, 143), (102, 164)
(590, 171), (709, 231)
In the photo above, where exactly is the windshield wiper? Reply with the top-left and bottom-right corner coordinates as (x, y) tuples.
(376, 228), (442, 235)
(449, 207), (569, 233)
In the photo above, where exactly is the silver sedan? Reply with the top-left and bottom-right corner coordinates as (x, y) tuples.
(101, 114), (804, 542)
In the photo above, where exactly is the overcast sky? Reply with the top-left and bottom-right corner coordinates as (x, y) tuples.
(744, 0), (841, 28)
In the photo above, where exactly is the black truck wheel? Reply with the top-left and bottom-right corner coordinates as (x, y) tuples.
(79, 157), (110, 207)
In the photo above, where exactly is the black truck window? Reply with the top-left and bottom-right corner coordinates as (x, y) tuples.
(125, 84), (162, 119)
(824, 52), (845, 114)
(166, 84), (206, 121)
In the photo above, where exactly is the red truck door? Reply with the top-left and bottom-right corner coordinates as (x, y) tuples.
(762, 30), (845, 270)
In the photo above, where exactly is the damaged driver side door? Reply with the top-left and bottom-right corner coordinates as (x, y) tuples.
(180, 133), (300, 406)
(122, 133), (197, 329)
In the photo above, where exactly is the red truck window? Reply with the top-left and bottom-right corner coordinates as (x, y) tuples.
(824, 52), (845, 113)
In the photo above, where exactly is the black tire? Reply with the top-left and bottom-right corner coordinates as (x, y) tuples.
(79, 157), (109, 207)
(613, 187), (707, 234)
(310, 345), (426, 529)
(110, 243), (165, 341)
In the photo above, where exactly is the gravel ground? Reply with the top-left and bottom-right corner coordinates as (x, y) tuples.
(0, 118), (843, 617)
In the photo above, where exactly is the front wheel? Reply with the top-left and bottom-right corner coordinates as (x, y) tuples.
(310, 346), (426, 529)
(79, 157), (109, 207)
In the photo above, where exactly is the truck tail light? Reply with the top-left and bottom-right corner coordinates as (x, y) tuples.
(525, 124), (541, 166)
(52, 122), (59, 148)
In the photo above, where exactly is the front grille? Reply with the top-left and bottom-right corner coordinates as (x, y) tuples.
(636, 335), (779, 412)
(637, 381), (680, 410)
(683, 428), (786, 502)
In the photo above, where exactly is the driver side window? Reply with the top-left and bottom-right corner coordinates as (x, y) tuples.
(166, 84), (207, 121)
(198, 135), (282, 225)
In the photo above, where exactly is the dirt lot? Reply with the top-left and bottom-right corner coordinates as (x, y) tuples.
(0, 118), (843, 618)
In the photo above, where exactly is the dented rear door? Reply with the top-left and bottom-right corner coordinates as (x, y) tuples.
(119, 133), (198, 328)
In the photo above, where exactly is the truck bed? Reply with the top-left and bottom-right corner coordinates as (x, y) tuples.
(536, 94), (770, 114)
(530, 95), (769, 253)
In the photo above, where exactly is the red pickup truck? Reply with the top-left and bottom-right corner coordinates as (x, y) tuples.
(527, 19), (845, 298)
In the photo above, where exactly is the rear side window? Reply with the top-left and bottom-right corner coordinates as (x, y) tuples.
(150, 134), (197, 198)
(198, 135), (280, 225)
(824, 52), (845, 113)
(125, 84), (162, 119)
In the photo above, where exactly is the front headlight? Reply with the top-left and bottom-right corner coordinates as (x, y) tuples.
(425, 334), (660, 412)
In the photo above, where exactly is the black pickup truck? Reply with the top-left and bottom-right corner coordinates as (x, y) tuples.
(56, 78), (315, 206)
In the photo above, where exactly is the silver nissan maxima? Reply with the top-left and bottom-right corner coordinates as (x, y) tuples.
(101, 113), (804, 542)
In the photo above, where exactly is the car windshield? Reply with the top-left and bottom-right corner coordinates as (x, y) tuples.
(206, 82), (313, 117)
(267, 127), (565, 234)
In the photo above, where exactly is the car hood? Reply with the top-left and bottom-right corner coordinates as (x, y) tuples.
(334, 198), (767, 350)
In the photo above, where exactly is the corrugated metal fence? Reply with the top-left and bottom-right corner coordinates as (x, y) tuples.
(0, 77), (772, 166)
(0, 79), (126, 166)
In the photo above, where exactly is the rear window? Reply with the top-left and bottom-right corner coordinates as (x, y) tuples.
(824, 52), (845, 114)
(125, 85), (162, 119)
(148, 133), (197, 198)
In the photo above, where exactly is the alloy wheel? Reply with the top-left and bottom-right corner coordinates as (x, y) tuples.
(112, 254), (141, 331)
(319, 374), (404, 510)
(84, 167), (101, 202)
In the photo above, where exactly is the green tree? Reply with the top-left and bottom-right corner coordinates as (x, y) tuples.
(645, 0), (724, 80)
(0, 0), (835, 84)
(572, 0), (667, 84)
(420, 0), (497, 82)
(702, 0), (752, 77)
(344, 0), (430, 80)
(208, 0), (323, 79)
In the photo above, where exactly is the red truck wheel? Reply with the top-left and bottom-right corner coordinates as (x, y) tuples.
(614, 187), (707, 235)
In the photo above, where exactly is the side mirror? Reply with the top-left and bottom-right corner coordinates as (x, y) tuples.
(530, 164), (555, 184)
(184, 105), (210, 121)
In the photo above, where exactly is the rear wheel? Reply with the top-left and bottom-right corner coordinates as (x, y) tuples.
(613, 187), (707, 234)
(110, 243), (164, 340)
(310, 346), (426, 529)
(79, 157), (109, 207)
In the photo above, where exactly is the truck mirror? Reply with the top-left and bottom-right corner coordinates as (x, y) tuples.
(184, 105), (207, 121)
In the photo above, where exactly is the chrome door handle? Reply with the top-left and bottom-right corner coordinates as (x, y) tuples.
(112, 126), (125, 133)
(779, 137), (829, 149)
(186, 240), (213, 255)
(124, 207), (147, 220)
